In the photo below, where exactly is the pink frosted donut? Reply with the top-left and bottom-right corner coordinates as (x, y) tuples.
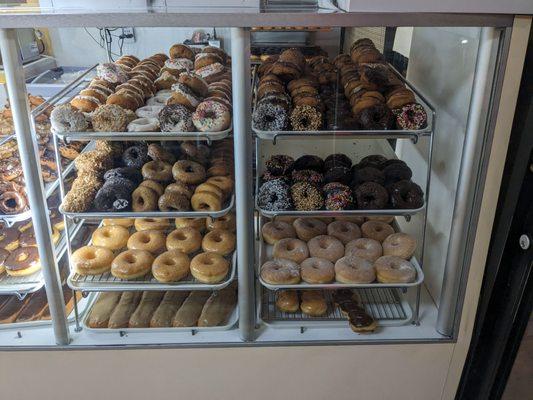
(192, 100), (231, 132)
(96, 62), (129, 84)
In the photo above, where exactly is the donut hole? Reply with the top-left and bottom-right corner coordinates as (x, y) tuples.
(124, 254), (136, 264)
(374, 226), (383, 232)
(139, 235), (151, 244)
(319, 242), (328, 249)
(340, 226), (349, 232)
(174, 232), (187, 241)
(213, 235), (222, 243)
(203, 258), (214, 265)
(86, 251), (97, 260)
(4, 198), (19, 209)
(286, 242), (296, 251)
(163, 259), (175, 266)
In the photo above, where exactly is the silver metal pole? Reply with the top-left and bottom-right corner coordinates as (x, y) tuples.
(231, 27), (255, 341)
(0, 29), (70, 345)
(436, 28), (498, 336)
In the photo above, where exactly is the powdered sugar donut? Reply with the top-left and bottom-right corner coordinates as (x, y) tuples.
(135, 105), (164, 118)
(50, 103), (88, 133)
(127, 117), (160, 132)
(146, 95), (168, 106)
(192, 100), (231, 132)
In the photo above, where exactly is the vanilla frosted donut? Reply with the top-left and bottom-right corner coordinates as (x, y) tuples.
(300, 257), (334, 284)
(272, 238), (309, 264)
(345, 238), (382, 262)
(261, 259), (300, 285)
(375, 256), (416, 283)
(146, 95), (168, 106)
(135, 105), (163, 118)
(382, 233), (417, 259)
(127, 117), (160, 132)
(327, 220), (361, 245)
(261, 220), (296, 245)
(334, 256), (376, 284)
(91, 225), (129, 251)
(293, 218), (327, 241)
(307, 235), (344, 262)
(361, 221), (395, 243)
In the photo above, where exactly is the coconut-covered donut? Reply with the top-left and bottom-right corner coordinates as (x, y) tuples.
(192, 100), (231, 132)
(50, 103), (88, 133)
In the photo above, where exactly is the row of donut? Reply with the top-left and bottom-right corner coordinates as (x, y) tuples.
(72, 217), (236, 283)
(86, 286), (236, 329)
(273, 289), (377, 333)
(50, 44), (232, 134)
(260, 215), (418, 285)
(62, 140), (234, 213)
(258, 153), (424, 212)
(252, 39), (427, 132)
(0, 203), (65, 277)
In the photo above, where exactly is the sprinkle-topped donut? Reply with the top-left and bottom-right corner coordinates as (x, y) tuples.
(258, 179), (292, 211)
(192, 100), (231, 132)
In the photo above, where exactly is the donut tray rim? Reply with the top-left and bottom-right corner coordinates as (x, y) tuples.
(258, 286), (413, 328)
(256, 235), (425, 290)
(67, 251), (237, 293)
(59, 193), (235, 220)
(81, 294), (239, 334)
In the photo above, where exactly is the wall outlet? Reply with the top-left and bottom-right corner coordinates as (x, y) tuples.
(121, 27), (135, 43)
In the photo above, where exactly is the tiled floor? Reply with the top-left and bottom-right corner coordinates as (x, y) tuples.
(502, 315), (533, 400)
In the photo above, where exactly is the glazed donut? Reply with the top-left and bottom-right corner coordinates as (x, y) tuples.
(71, 245), (114, 275)
(190, 252), (230, 283)
(91, 225), (129, 251)
(206, 213), (235, 232)
(260, 259), (300, 285)
(127, 117), (160, 132)
(127, 230), (166, 254)
(0, 227), (20, 251)
(195, 182), (224, 200)
(272, 238), (309, 264)
(132, 186), (158, 212)
(192, 100), (231, 132)
(293, 218), (327, 241)
(375, 255), (416, 283)
(175, 217), (206, 232)
(361, 221), (395, 243)
(142, 161), (173, 182)
(165, 182), (194, 199)
(191, 192), (222, 212)
(307, 235), (344, 263)
(172, 160), (206, 184)
(166, 227), (202, 254)
(152, 249), (190, 283)
(111, 249), (154, 280)
(134, 218), (172, 231)
(300, 290), (327, 316)
(334, 256), (376, 284)
(201, 229), (235, 256)
(139, 180), (164, 197)
(158, 192), (190, 212)
(345, 238), (382, 262)
(382, 233), (417, 259)
(300, 257), (335, 284)
(261, 220), (296, 245)
(206, 176), (233, 197)
(275, 290), (299, 312)
(327, 221), (361, 245)
(4, 247), (41, 276)
(102, 218), (134, 227)
(136, 105), (163, 119)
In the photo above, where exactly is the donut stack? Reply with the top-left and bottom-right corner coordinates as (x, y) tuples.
(160, 43), (232, 133)
(257, 153), (425, 212)
(260, 216), (418, 286)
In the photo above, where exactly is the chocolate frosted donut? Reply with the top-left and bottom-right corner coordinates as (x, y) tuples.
(292, 155), (324, 172)
(354, 182), (388, 209)
(351, 166), (385, 186)
(158, 104), (193, 132)
(388, 180), (424, 209)
(324, 166), (351, 184)
(103, 167), (143, 185)
(357, 154), (387, 170)
(258, 179), (292, 211)
(291, 169), (324, 186)
(324, 153), (352, 170)
(290, 182), (323, 211)
(265, 155), (294, 176)
(290, 105), (322, 131)
(356, 103), (394, 130)
(380, 159), (407, 170)
(252, 101), (289, 131)
(383, 163), (413, 184)
(122, 145), (150, 169)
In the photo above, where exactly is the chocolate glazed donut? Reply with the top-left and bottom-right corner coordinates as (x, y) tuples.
(388, 180), (424, 209)
(354, 182), (388, 209)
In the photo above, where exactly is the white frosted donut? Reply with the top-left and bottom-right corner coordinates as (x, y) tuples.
(146, 95), (168, 106)
(135, 105), (163, 118)
(127, 117), (160, 132)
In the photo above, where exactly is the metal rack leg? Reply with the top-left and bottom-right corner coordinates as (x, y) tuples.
(231, 27), (255, 341)
(0, 28), (70, 345)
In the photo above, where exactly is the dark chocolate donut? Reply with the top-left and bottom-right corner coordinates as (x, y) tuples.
(292, 155), (324, 172)
(357, 103), (394, 130)
(324, 153), (352, 170)
(357, 154), (388, 169)
(122, 145), (150, 169)
(388, 180), (424, 209)
(351, 167), (385, 186)
(324, 166), (351, 184)
(265, 155), (294, 176)
(257, 179), (292, 211)
(383, 163), (413, 184)
(360, 64), (391, 87)
(103, 167), (143, 184)
(379, 159), (407, 170)
(354, 182), (388, 209)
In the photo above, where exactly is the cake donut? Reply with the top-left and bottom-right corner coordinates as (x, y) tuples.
(345, 238), (382, 262)
(192, 100), (231, 132)
(261, 220), (296, 245)
(172, 160), (206, 184)
(273, 238), (309, 263)
(307, 235), (344, 263)
(374, 255), (416, 283)
(300, 257), (335, 284)
(142, 161), (173, 182)
(71, 245), (114, 275)
(261, 259), (300, 285)
(334, 255), (376, 284)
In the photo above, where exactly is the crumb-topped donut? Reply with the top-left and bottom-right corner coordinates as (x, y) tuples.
(261, 259), (300, 285)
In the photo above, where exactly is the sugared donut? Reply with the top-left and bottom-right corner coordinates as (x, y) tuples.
(334, 256), (376, 284)
(91, 225), (129, 251)
(361, 221), (395, 243)
(260, 259), (300, 285)
(327, 221), (361, 245)
(111, 249), (154, 280)
(374, 255), (416, 283)
(272, 238), (309, 263)
(166, 227), (202, 254)
(345, 238), (382, 262)
(71, 245), (114, 276)
(293, 218), (327, 241)
(152, 249), (190, 283)
(300, 257), (335, 284)
(127, 230), (166, 255)
(134, 218), (172, 231)
(261, 220), (296, 245)
(382, 233), (417, 259)
(190, 252), (229, 283)
(307, 235), (344, 263)
(192, 100), (231, 132)
(201, 229), (236, 256)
